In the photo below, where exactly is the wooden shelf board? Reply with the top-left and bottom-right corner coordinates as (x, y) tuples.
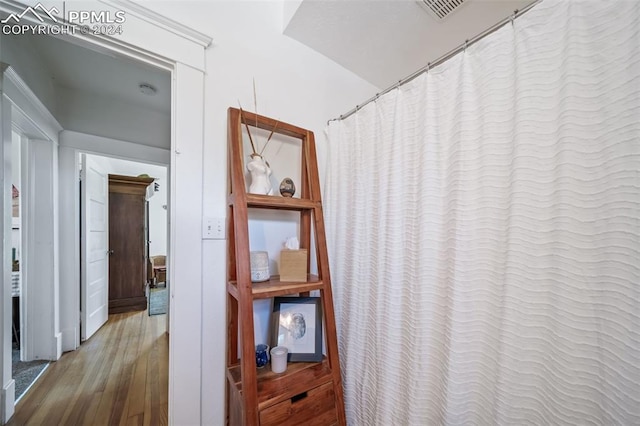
(227, 357), (333, 409)
(229, 193), (318, 211)
(228, 275), (323, 300)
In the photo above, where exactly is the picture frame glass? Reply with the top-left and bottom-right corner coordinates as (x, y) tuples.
(271, 297), (322, 362)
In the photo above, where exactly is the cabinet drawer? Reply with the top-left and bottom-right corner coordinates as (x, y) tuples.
(259, 382), (338, 426)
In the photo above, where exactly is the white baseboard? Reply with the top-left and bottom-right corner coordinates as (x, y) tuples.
(2, 379), (15, 423)
(54, 332), (62, 360)
(60, 327), (78, 353)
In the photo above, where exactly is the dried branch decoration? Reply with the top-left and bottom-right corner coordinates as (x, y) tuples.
(260, 120), (279, 156)
(237, 102), (258, 155)
(253, 78), (259, 130)
(238, 84), (280, 158)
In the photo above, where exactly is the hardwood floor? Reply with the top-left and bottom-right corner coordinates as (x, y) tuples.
(8, 311), (168, 426)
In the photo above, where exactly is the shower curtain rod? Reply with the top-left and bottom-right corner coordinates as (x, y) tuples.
(328, 0), (542, 124)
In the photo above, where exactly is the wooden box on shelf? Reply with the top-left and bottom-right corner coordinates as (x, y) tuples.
(279, 249), (308, 282)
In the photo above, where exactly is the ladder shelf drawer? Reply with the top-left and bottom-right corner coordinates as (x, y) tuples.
(227, 357), (333, 408)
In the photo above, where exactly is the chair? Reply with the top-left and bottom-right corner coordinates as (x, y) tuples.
(150, 255), (167, 286)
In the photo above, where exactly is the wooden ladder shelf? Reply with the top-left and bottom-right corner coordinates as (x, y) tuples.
(226, 107), (346, 425)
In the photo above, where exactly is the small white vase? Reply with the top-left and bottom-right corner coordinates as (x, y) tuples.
(247, 154), (273, 195)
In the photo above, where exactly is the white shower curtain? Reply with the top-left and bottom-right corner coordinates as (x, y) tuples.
(325, 1), (639, 424)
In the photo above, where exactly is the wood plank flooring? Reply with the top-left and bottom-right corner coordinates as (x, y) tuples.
(8, 311), (168, 426)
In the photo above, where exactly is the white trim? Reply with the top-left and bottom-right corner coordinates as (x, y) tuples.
(0, 1), (208, 72)
(8, 102), (52, 142)
(57, 145), (80, 353)
(167, 62), (204, 425)
(54, 332), (62, 360)
(1, 380), (15, 420)
(55, 29), (177, 73)
(2, 66), (62, 142)
(3, 67), (61, 134)
(1, 75), (16, 424)
(59, 130), (170, 165)
(22, 138), (59, 362)
(103, 0), (213, 48)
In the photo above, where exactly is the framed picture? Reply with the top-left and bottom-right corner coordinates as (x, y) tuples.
(271, 297), (322, 362)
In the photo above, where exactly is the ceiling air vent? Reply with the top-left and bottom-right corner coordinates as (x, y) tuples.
(418, 0), (467, 20)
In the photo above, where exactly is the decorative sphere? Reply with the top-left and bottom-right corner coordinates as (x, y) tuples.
(279, 178), (296, 197)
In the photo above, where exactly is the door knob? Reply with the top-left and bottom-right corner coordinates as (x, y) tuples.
(108, 249), (114, 255)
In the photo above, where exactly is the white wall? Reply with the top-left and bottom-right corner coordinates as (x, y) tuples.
(147, 181), (167, 257)
(137, 1), (378, 424)
(89, 154), (168, 257)
(56, 86), (171, 150)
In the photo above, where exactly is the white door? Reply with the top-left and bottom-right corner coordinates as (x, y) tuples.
(81, 154), (109, 340)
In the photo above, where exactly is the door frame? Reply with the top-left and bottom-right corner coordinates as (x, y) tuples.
(60, 133), (171, 351)
(1, 1), (212, 423)
(1, 64), (63, 420)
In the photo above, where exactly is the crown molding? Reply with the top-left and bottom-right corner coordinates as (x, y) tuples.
(102, 0), (213, 48)
(2, 65), (63, 141)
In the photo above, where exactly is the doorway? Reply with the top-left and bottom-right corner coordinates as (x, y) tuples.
(2, 30), (172, 412)
(79, 153), (169, 341)
(1, 2), (210, 421)
(8, 129), (50, 403)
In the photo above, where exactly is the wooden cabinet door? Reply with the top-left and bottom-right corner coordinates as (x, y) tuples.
(108, 175), (153, 313)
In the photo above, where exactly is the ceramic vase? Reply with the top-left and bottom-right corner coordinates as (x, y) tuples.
(255, 344), (269, 368)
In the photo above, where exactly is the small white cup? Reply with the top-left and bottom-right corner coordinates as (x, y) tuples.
(270, 346), (288, 374)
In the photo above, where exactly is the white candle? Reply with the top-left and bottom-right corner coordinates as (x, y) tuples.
(270, 346), (288, 374)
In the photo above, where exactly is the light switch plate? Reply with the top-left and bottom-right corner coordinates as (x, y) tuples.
(203, 216), (225, 240)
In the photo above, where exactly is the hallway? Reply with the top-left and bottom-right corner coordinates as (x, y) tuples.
(8, 311), (168, 425)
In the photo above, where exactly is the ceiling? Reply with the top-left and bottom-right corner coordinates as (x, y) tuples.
(284, 0), (536, 89)
(25, 32), (171, 113)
